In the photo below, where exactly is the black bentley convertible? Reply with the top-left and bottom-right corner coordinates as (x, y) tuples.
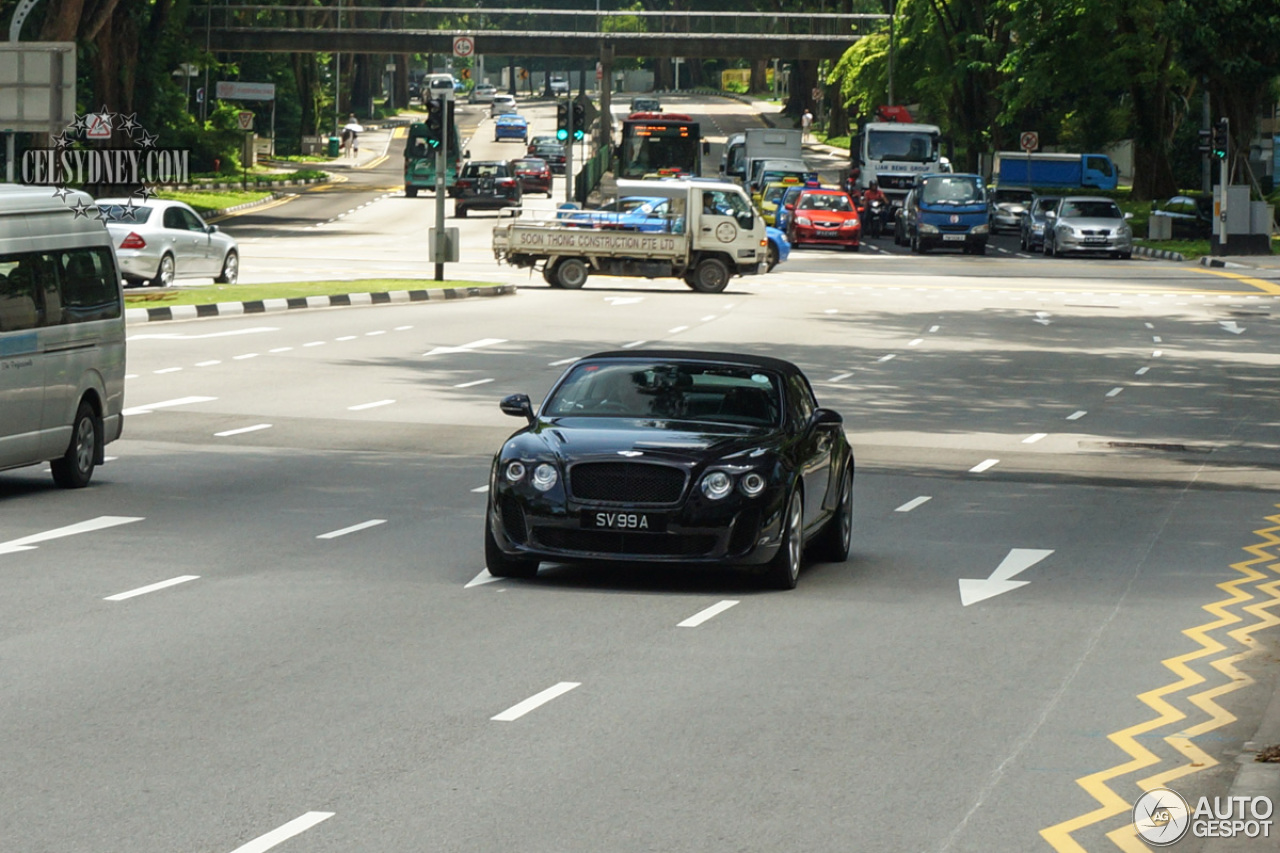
(484, 351), (854, 589)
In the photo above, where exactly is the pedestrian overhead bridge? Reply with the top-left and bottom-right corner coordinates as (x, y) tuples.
(202, 4), (885, 60)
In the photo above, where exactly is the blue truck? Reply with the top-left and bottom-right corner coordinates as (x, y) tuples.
(895, 173), (990, 254)
(993, 151), (1118, 191)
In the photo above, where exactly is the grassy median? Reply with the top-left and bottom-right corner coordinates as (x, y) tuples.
(122, 279), (506, 308)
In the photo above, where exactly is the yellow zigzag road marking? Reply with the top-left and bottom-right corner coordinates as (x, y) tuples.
(1041, 509), (1280, 852)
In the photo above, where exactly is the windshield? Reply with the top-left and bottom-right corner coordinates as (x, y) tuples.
(619, 134), (700, 178)
(1062, 200), (1123, 219)
(763, 185), (794, 204)
(920, 176), (984, 205)
(867, 129), (936, 163)
(544, 361), (783, 427)
(798, 193), (853, 212)
(995, 189), (1034, 205)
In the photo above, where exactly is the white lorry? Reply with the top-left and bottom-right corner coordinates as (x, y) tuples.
(720, 127), (803, 184)
(849, 121), (944, 203)
(492, 179), (766, 293)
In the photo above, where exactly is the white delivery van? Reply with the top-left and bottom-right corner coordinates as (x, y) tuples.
(0, 184), (126, 487)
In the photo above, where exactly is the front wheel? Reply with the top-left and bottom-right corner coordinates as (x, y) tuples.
(405, 186), (418, 198)
(455, 205), (468, 218)
(764, 490), (804, 590)
(689, 257), (730, 293)
(555, 258), (589, 289)
(215, 250), (239, 284)
(765, 242), (779, 271)
(484, 519), (539, 579)
(51, 401), (99, 488)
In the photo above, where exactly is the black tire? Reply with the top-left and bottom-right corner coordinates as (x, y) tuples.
(151, 253), (175, 288)
(51, 400), (99, 489)
(455, 205), (468, 218)
(1044, 237), (1054, 257)
(484, 519), (539, 579)
(555, 258), (589, 289)
(766, 242), (778, 271)
(1019, 232), (1027, 251)
(972, 243), (986, 256)
(911, 232), (926, 254)
(764, 489), (804, 590)
(215, 250), (239, 284)
(845, 242), (859, 253)
(542, 266), (561, 287)
(689, 257), (730, 293)
(812, 464), (854, 563)
(1120, 251), (1132, 260)
(405, 186), (418, 198)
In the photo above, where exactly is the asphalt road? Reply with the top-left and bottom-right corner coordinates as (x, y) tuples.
(4, 95), (1280, 853)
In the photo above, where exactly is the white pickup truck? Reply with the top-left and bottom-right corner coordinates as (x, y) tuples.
(492, 179), (766, 293)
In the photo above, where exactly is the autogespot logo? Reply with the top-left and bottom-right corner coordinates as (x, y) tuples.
(19, 107), (190, 219)
(1133, 787), (1191, 846)
(1133, 787), (1275, 845)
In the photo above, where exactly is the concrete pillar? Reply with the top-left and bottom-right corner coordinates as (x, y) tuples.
(598, 42), (614, 150)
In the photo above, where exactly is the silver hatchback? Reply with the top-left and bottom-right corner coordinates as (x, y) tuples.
(1043, 196), (1133, 259)
(97, 198), (239, 287)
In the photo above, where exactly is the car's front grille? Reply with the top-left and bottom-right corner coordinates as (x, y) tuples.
(532, 527), (716, 557)
(1080, 229), (1112, 236)
(568, 462), (687, 504)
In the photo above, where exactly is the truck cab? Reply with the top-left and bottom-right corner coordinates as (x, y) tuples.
(897, 173), (990, 254)
(850, 121), (943, 204)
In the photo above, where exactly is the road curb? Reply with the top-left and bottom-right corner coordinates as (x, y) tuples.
(1200, 256), (1256, 270)
(1134, 245), (1187, 262)
(124, 284), (518, 325)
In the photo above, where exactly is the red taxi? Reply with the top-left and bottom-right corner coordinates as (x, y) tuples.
(787, 189), (861, 251)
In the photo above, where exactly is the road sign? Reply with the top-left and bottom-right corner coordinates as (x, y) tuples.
(453, 36), (475, 58)
(237, 110), (254, 131)
(216, 81), (276, 101)
(1019, 131), (1039, 152)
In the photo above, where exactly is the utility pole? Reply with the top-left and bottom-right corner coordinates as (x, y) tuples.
(434, 93), (448, 280)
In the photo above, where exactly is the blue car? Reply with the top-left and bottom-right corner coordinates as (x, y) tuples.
(563, 196), (680, 233)
(764, 225), (790, 272)
(494, 114), (528, 143)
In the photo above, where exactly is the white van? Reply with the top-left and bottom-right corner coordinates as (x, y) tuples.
(425, 73), (457, 101)
(0, 184), (126, 487)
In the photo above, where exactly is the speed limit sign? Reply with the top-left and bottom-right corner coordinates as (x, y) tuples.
(453, 36), (475, 58)
(1019, 131), (1039, 152)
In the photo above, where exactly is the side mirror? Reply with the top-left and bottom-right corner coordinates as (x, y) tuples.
(812, 408), (843, 427)
(1123, 211), (1133, 220)
(500, 393), (536, 424)
(701, 141), (711, 155)
(1045, 210), (1057, 219)
(206, 224), (219, 233)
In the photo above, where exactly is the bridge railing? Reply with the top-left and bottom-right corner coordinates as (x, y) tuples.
(201, 4), (887, 40)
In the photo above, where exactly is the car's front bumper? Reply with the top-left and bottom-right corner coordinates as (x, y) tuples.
(489, 489), (786, 567)
(1055, 233), (1133, 254)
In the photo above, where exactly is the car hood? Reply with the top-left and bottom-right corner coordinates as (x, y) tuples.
(506, 418), (776, 465)
(1059, 217), (1126, 229)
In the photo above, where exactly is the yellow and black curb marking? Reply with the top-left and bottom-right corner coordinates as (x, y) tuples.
(1041, 507), (1280, 851)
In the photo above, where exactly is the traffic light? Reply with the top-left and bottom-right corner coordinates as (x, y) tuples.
(1212, 117), (1229, 160)
(425, 99), (443, 149)
(571, 101), (586, 141)
(1197, 128), (1212, 155)
(556, 101), (569, 142)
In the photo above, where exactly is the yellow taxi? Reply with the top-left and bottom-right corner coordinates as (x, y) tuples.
(755, 177), (807, 226)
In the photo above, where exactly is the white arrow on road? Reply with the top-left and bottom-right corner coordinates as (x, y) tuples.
(604, 297), (645, 306)
(1034, 311), (1052, 326)
(0, 516), (144, 557)
(959, 548), (1054, 606)
(1219, 320), (1245, 335)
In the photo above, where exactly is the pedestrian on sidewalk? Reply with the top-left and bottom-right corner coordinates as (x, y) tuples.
(801, 109), (814, 142)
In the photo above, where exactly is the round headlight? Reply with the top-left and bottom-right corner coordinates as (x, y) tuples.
(701, 471), (733, 500)
(532, 463), (558, 492)
(505, 461), (526, 482)
(740, 472), (766, 497)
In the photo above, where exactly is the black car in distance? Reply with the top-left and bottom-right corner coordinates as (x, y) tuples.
(484, 351), (855, 590)
(452, 160), (522, 217)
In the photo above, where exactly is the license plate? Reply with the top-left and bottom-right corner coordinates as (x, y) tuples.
(943, 234), (966, 242)
(581, 510), (667, 532)
(1084, 237), (1107, 244)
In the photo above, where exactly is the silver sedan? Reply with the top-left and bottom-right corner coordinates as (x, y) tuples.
(1043, 196), (1133, 259)
(96, 198), (239, 287)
